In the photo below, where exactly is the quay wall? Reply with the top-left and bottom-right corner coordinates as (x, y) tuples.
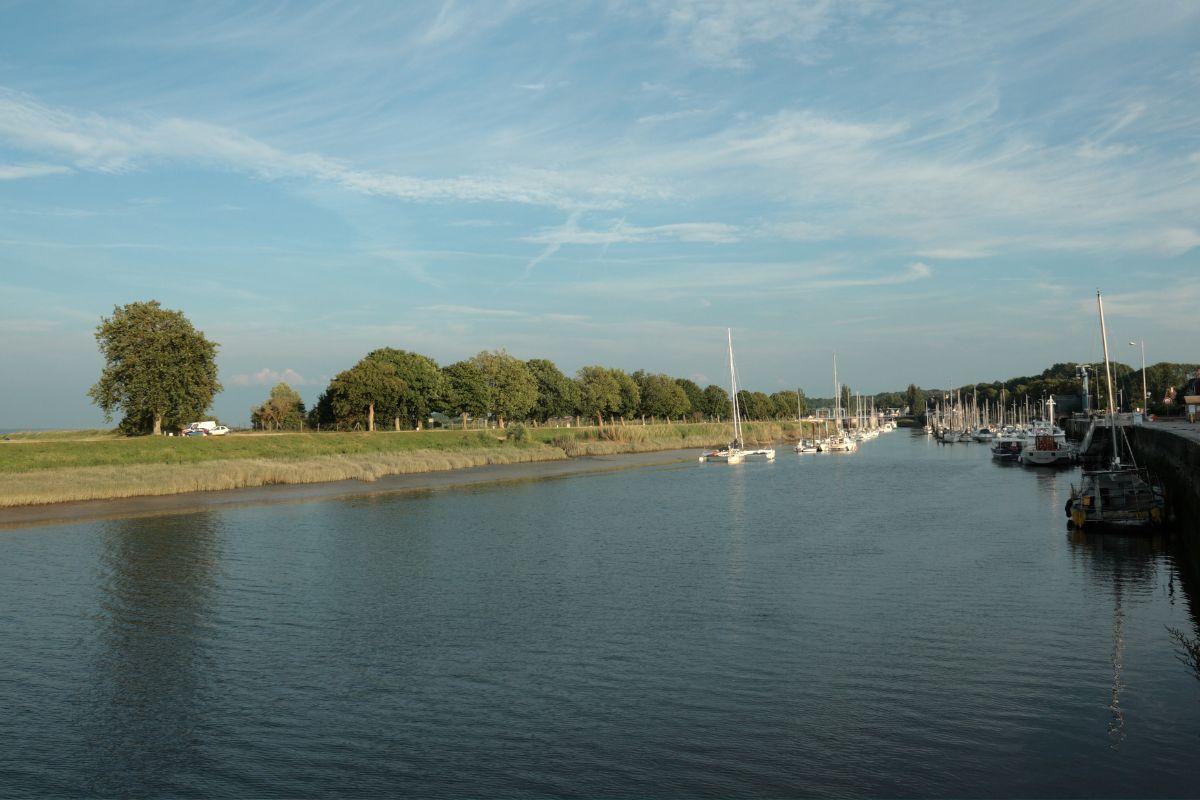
(1129, 426), (1200, 532)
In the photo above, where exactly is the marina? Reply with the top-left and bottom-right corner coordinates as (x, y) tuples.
(3, 431), (1199, 797)
(3, 5), (1198, 798)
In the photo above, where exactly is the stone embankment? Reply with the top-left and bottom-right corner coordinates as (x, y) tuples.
(1128, 419), (1200, 531)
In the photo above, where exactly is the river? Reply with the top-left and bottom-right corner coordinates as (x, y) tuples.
(2, 431), (1199, 797)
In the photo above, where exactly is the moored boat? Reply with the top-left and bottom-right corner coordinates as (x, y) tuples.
(1020, 406), (1075, 466)
(990, 427), (1025, 462)
(700, 329), (774, 462)
(1066, 291), (1166, 529)
(1067, 466), (1165, 529)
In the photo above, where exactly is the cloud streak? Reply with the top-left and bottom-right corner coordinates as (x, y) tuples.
(0, 163), (71, 180)
(525, 218), (741, 247)
(0, 89), (649, 211)
(229, 367), (315, 387)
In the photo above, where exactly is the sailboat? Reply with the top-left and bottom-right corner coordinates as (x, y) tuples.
(700, 329), (775, 463)
(824, 354), (857, 453)
(794, 387), (818, 453)
(1066, 291), (1165, 529)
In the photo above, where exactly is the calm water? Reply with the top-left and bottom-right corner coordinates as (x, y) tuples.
(2, 432), (1200, 798)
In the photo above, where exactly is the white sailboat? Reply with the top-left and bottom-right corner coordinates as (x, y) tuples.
(824, 353), (857, 453)
(700, 329), (775, 463)
(794, 387), (818, 453)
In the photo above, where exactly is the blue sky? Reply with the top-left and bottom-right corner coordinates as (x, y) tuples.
(2, 1), (1198, 428)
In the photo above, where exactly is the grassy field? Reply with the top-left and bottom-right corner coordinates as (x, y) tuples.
(0, 421), (805, 507)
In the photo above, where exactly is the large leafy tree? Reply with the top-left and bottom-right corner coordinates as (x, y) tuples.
(306, 390), (335, 430)
(612, 369), (641, 421)
(442, 360), (490, 428)
(88, 300), (221, 435)
(769, 390), (804, 420)
(527, 358), (581, 423)
(367, 348), (444, 429)
(738, 390), (772, 421)
(327, 358), (407, 432)
(675, 378), (705, 421)
(905, 384), (927, 417)
(638, 373), (691, 421)
(251, 383), (306, 431)
(469, 350), (537, 429)
(577, 365), (621, 425)
(699, 384), (731, 421)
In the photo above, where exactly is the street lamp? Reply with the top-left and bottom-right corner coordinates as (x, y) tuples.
(1129, 340), (1147, 413)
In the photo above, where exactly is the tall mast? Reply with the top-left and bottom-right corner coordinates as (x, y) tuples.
(727, 328), (741, 444)
(1097, 291), (1120, 467)
(833, 352), (841, 432)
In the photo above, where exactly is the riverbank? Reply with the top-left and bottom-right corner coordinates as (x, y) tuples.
(0, 421), (794, 513)
(0, 449), (704, 529)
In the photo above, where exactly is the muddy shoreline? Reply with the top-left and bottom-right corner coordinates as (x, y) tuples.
(0, 449), (701, 530)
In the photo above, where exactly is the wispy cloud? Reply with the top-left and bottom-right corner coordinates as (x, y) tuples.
(765, 221), (840, 242)
(0, 89), (646, 211)
(1122, 228), (1200, 258)
(0, 318), (60, 334)
(656, 0), (880, 69)
(416, 304), (591, 325)
(915, 247), (992, 260)
(637, 109), (705, 125)
(419, 305), (525, 318)
(525, 217), (741, 246)
(810, 262), (932, 289)
(0, 163), (70, 180)
(229, 367), (315, 387)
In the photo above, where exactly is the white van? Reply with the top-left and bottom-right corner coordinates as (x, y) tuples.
(188, 421), (218, 432)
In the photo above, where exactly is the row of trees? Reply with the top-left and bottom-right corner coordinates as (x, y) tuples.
(88, 301), (819, 435)
(904, 361), (1200, 421)
(290, 347), (818, 432)
(90, 301), (1197, 435)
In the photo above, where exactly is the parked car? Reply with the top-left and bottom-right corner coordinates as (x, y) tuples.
(209, 426), (231, 436)
(183, 428), (207, 436)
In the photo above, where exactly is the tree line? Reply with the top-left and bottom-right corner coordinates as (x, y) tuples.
(88, 301), (1197, 435)
(902, 361), (1200, 420)
(288, 347), (817, 432)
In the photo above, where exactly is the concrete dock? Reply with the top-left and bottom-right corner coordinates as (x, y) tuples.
(1127, 418), (1200, 531)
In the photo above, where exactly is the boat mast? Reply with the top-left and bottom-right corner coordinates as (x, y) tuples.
(1097, 291), (1121, 468)
(727, 328), (741, 446)
(833, 353), (841, 434)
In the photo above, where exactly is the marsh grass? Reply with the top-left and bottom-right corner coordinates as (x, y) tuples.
(0, 421), (802, 507)
(0, 447), (567, 507)
(536, 421), (788, 455)
(0, 429), (513, 474)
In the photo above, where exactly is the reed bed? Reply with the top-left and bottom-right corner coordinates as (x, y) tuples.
(0, 447), (566, 507)
(0, 429), (514, 473)
(0, 421), (808, 507)
(543, 420), (791, 455)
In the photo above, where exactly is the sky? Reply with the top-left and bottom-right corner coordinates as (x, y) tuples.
(1, 1), (1198, 428)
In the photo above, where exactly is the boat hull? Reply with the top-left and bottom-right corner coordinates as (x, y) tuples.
(1067, 468), (1165, 529)
(1020, 448), (1075, 466)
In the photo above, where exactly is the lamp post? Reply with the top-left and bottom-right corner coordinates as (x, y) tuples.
(1129, 340), (1147, 413)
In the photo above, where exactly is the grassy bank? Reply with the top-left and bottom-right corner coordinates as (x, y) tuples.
(539, 420), (793, 455)
(0, 421), (805, 507)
